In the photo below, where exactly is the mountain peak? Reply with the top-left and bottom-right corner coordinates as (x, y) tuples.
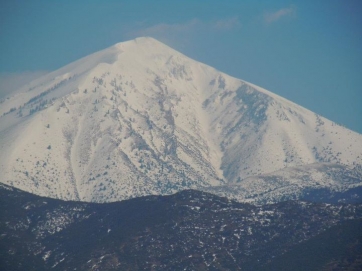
(116, 36), (162, 45)
(133, 36), (163, 44)
(0, 39), (361, 203)
(113, 37), (176, 56)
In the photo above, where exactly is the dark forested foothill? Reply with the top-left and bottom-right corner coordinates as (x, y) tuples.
(1, 184), (362, 271)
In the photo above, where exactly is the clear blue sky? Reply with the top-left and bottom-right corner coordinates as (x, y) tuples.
(1, 0), (361, 133)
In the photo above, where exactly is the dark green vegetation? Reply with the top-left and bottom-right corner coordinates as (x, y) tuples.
(260, 219), (362, 271)
(1, 184), (362, 270)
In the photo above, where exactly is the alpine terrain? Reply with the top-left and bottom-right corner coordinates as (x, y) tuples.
(0, 37), (361, 203)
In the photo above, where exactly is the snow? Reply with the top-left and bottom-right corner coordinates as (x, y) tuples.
(0, 37), (361, 203)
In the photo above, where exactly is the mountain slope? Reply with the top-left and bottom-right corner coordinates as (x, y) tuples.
(259, 219), (362, 271)
(0, 37), (361, 202)
(204, 163), (362, 204)
(1, 184), (362, 271)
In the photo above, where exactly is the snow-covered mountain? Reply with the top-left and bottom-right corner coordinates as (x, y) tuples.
(204, 163), (362, 204)
(0, 37), (361, 202)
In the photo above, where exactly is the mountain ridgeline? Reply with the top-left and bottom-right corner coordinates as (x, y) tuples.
(1, 184), (362, 271)
(0, 37), (361, 203)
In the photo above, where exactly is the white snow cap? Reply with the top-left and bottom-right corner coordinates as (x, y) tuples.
(0, 37), (361, 203)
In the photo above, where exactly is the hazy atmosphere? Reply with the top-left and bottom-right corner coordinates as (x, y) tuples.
(0, 0), (361, 133)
